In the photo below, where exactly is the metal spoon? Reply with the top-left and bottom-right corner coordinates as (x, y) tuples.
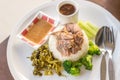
(95, 26), (107, 80)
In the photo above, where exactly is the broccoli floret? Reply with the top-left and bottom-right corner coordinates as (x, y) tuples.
(88, 44), (101, 55)
(63, 60), (72, 73)
(69, 67), (80, 76)
(63, 60), (81, 76)
(73, 61), (82, 68)
(80, 55), (93, 70)
(88, 41), (101, 55)
(89, 40), (94, 46)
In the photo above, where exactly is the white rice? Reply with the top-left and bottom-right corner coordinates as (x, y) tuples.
(48, 26), (89, 61)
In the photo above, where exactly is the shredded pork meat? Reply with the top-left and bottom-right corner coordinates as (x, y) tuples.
(52, 23), (84, 56)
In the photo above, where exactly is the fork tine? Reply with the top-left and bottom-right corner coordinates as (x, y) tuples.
(105, 26), (110, 43)
(107, 26), (112, 43)
(110, 26), (115, 44)
(108, 27), (112, 43)
(110, 26), (115, 53)
(103, 26), (107, 48)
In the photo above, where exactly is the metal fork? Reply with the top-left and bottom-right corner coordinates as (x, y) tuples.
(104, 26), (115, 80)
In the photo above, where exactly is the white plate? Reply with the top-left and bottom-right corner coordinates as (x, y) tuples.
(7, 0), (120, 80)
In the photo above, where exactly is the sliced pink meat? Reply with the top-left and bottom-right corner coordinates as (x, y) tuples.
(52, 23), (84, 56)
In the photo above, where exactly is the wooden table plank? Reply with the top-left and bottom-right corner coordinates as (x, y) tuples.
(0, 37), (14, 80)
(90, 0), (120, 20)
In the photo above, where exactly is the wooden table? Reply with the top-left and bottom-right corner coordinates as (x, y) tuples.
(0, 0), (120, 80)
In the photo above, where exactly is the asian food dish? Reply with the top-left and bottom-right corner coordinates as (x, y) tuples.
(49, 23), (89, 61)
(13, 0), (107, 79)
(26, 0), (101, 77)
(30, 21), (101, 76)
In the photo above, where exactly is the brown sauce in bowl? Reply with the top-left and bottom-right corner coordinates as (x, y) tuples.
(59, 4), (75, 15)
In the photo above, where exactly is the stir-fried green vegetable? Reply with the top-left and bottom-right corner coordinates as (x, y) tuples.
(30, 44), (63, 76)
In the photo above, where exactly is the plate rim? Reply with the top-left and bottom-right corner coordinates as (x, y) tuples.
(7, 0), (120, 80)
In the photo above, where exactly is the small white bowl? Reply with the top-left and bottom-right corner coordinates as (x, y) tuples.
(57, 0), (79, 24)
